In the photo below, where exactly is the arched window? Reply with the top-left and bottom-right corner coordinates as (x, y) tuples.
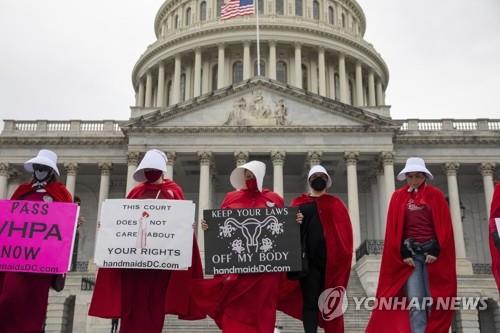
(180, 73), (186, 102)
(341, 13), (346, 28)
(200, 1), (207, 21)
(166, 80), (172, 105)
(212, 65), (218, 90)
(254, 61), (265, 76)
(276, 0), (284, 15)
(348, 79), (354, 105)
(258, 0), (264, 14)
(277, 61), (287, 83)
(295, 0), (302, 16)
(217, 0), (224, 17)
(334, 73), (340, 100)
(313, 0), (320, 20)
(185, 7), (191, 26)
(328, 6), (334, 24)
(301, 64), (308, 90)
(174, 14), (179, 28)
(233, 61), (243, 83)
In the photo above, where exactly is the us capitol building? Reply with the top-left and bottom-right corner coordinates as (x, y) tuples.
(1, 0), (499, 332)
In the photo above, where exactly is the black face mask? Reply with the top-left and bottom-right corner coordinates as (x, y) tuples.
(310, 177), (327, 191)
(33, 164), (53, 182)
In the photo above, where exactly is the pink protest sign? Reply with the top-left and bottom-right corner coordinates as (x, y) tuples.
(0, 200), (79, 274)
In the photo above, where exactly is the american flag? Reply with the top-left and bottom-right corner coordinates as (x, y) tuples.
(221, 0), (255, 20)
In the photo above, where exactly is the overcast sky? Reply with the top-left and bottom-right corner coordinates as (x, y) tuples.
(0, 0), (499, 127)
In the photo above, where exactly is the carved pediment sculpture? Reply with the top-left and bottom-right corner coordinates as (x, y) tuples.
(224, 90), (290, 126)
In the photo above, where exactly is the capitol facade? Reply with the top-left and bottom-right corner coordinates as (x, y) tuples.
(0, 0), (499, 332)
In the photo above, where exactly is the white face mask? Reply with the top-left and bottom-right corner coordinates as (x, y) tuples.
(34, 170), (50, 181)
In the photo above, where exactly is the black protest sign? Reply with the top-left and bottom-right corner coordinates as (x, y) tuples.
(203, 207), (301, 275)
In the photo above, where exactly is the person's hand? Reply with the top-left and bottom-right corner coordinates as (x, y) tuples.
(296, 212), (304, 224)
(201, 219), (208, 231)
(403, 257), (415, 267)
(425, 254), (437, 264)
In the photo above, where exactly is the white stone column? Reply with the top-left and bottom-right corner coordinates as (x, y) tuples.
(368, 70), (376, 106)
(202, 60), (210, 94)
(166, 152), (176, 180)
(217, 43), (225, 89)
(271, 151), (286, 197)
(480, 162), (496, 214)
(0, 163), (10, 199)
(172, 55), (182, 104)
(197, 152), (212, 257)
(193, 48), (202, 97)
(294, 43), (302, 89)
(345, 152), (361, 253)
(355, 62), (363, 106)
(444, 162), (468, 260)
(64, 163), (78, 197)
(318, 48), (326, 96)
(381, 152), (396, 210)
(96, 163), (112, 232)
(310, 59), (318, 93)
(157, 63), (166, 107)
(243, 41), (251, 80)
(269, 41), (277, 80)
(376, 79), (384, 106)
(185, 65), (192, 100)
(145, 72), (153, 107)
(137, 80), (145, 107)
(126, 152), (140, 194)
(234, 151), (249, 167)
(376, 165), (387, 237)
(494, 301), (500, 332)
(339, 53), (348, 103)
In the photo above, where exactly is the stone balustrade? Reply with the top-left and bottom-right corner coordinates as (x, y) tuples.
(1, 120), (125, 136)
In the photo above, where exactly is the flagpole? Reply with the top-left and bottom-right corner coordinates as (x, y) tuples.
(255, 0), (261, 76)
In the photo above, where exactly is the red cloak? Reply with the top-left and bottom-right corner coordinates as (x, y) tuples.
(365, 183), (457, 333)
(277, 193), (353, 333)
(489, 182), (500, 291)
(0, 180), (72, 333)
(191, 188), (285, 333)
(88, 180), (205, 324)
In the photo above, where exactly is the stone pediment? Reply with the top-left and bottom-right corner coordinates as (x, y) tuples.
(124, 78), (397, 130)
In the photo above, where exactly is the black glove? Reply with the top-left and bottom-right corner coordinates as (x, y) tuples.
(400, 239), (412, 259)
(493, 230), (500, 249)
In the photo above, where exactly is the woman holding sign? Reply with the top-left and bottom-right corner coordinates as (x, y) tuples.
(89, 149), (204, 333)
(365, 157), (456, 333)
(0, 149), (73, 333)
(489, 181), (500, 292)
(278, 165), (353, 333)
(196, 160), (285, 333)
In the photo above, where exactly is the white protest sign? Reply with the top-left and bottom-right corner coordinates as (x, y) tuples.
(94, 199), (195, 270)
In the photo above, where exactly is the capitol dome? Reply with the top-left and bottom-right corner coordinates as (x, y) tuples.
(132, 0), (389, 109)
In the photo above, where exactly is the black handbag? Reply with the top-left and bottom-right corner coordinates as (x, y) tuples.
(287, 222), (309, 280)
(51, 274), (66, 292)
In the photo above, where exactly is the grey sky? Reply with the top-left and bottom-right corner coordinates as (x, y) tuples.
(0, 0), (499, 127)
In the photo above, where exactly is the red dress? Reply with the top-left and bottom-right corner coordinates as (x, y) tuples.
(0, 181), (72, 333)
(489, 182), (500, 291)
(365, 184), (457, 333)
(192, 188), (284, 333)
(88, 180), (205, 333)
(278, 193), (353, 333)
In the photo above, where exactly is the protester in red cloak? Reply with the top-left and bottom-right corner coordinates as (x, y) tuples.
(0, 149), (73, 333)
(489, 182), (500, 291)
(365, 157), (456, 333)
(278, 165), (353, 333)
(194, 160), (285, 333)
(88, 149), (205, 333)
